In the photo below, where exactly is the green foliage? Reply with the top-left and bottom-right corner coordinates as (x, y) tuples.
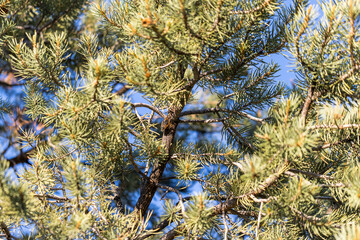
(1, 0), (360, 239)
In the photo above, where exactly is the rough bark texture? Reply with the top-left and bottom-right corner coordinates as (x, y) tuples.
(134, 105), (183, 214)
(0, 222), (11, 240)
(134, 64), (198, 215)
(300, 86), (313, 125)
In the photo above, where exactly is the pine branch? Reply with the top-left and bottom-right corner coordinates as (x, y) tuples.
(137, 219), (171, 240)
(3, 0), (355, 238)
(114, 85), (130, 95)
(134, 66), (200, 215)
(137, 195), (194, 240)
(0, 222), (13, 240)
(308, 124), (360, 130)
(212, 169), (285, 216)
(300, 86), (313, 125)
(334, 64), (360, 85)
(178, 117), (227, 123)
(230, 209), (265, 218)
(124, 139), (150, 180)
(131, 103), (166, 118)
(159, 227), (178, 240)
(290, 206), (341, 229)
(156, 60), (176, 70)
(33, 194), (69, 201)
(178, 0), (204, 40)
(312, 137), (354, 151)
(215, 108), (255, 150)
(37, 3), (77, 33)
(255, 201), (264, 240)
(288, 169), (335, 180)
(210, 0), (223, 32)
(180, 107), (265, 123)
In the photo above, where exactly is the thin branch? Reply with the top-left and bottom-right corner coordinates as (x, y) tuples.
(33, 194), (69, 201)
(312, 137), (353, 151)
(318, 182), (346, 188)
(114, 85), (130, 95)
(169, 78), (198, 94)
(300, 86), (313, 125)
(250, 195), (275, 203)
(171, 152), (233, 159)
(222, 118), (255, 150)
(284, 171), (312, 186)
(308, 124), (360, 130)
(14, 25), (36, 30)
(159, 170), (284, 240)
(210, 0), (224, 32)
(137, 218), (172, 240)
(313, 196), (336, 201)
(91, 227), (107, 240)
(156, 60), (176, 70)
(180, 107), (220, 116)
(211, 102), (255, 150)
(178, 117), (228, 123)
(159, 227), (178, 240)
(149, 23), (197, 56)
(199, 67), (224, 78)
(46, 148), (77, 162)
(212, 168), (285, 216)
(134, 107), (146, 130)
(180, 107), (265, 123)
(229, 209), (264, 218)
(290, 206), (341, 229)
(156, 183), (187, 219)
(136, 196), (194, 240)
(37, 5), (75, 32)
(255, 202), (264, 240)
(131, 103), (166, 118)
(124, 140), (149, 180)
(334, 64), (360, 85)
(288, 169), (335, 180)
(222, 208), (229, 240)
(178, 0), (204, 40)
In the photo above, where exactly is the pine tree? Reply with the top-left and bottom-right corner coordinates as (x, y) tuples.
(1, 0), (360, 239)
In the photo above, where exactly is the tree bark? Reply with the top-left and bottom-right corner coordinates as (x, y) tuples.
(134, 64), (198, 215)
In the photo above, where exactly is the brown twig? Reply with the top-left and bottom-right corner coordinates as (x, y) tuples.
(178, 117), (228, 123)
(300, 86), (313, 125)
(288, 168), (335, 180)
(0, 222), (12, 240)
(33, 194), (69, 201)
(308, 124), (360, 130)
(180, 107), (265, 123)
(115, 85), (130, 95)
(131, 103), (166, 118)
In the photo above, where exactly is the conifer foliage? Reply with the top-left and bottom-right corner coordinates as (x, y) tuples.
(1, 0), (360, 239)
